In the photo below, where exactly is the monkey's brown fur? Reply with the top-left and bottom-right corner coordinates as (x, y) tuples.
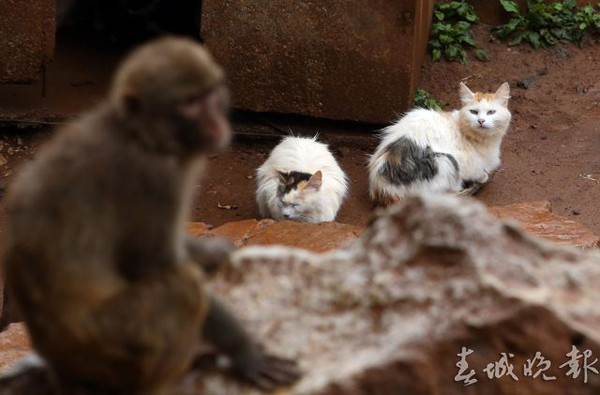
(2, 37), (299, 394)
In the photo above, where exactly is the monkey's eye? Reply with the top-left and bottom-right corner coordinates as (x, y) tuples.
(469, 109), (478, 115)
(487, 110), (496, 115)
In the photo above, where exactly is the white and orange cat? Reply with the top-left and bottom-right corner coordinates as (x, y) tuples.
(368, 82), (511, 205)
(256, 136), (348, 223)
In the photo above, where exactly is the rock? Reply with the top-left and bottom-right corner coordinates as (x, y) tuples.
(0, 0), (55, 83)
(196, 195), (600, 393)
(188, 222), (212, 237)
(206, 219), (362, 253)
(244, 221), (362, 253)
(209, 219), (275, 247)
(201, 1), (434, 123)
(489, 200), (600, 248)
(516, 75), (540, 90)
(0, 324), (30, 371)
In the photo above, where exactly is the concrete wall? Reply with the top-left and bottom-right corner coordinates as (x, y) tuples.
(201, 1), (435, 124)
(0, 0), (56, 84)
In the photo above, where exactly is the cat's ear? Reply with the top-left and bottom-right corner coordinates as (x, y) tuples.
(276, 168), (288, 183)
(494, 82), (511, 107)
(307, 170), (323, 191)
(459, 82), (475, 105)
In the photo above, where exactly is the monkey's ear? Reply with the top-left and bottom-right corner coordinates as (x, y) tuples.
(307, 170), (322, 191)
(276, 168), (288, 183)
(121, 90), (141, 114)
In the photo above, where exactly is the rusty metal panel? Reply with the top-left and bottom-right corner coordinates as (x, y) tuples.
(0, 0), (56, 84)
(201, 1), (434, 124)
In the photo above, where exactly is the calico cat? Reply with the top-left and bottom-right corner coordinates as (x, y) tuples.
(256, 136), (348, 223)
(368, 82), (512, 206)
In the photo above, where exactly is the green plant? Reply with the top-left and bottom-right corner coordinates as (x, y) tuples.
(495, 0), (600, 49)
(429, 1), (490, 63)
(413, 89), (448, 110)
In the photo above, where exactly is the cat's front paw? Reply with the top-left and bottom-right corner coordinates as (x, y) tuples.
(476, 172), (489, 184)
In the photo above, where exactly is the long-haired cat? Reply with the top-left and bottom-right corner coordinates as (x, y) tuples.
(256, 136), (348, 223)
(368, 82), (511, 205)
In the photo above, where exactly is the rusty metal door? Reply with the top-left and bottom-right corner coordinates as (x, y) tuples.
(0, 0), (56, 84)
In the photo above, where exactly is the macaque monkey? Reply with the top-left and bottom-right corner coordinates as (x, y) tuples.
(2, 37), (300, 393)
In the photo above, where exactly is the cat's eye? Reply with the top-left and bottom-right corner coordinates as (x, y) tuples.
(469, 109), (478, 115)
(487, 110), (496, 115)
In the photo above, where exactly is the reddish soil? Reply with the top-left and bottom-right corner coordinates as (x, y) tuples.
(0, 25), (599, 234)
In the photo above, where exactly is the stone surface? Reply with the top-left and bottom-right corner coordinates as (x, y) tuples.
(2, 196), (600, 393)
(489, 200), (600, 249)
(188, 221), (212, 237)
(195, 195), (600, 393)
(201, 0), (434, 123)
(0, 0), (55, 84)
(202, 219), (362, 253)
(0, 324), (30, 372)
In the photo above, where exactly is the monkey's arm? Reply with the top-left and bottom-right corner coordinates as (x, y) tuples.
(203, 296), (301, 391)
(186, 236), (235, 274)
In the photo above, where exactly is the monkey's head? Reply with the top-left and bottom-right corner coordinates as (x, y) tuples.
(110, 37), (231, 154)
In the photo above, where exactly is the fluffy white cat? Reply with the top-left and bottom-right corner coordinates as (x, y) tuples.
(256, 136), (348, 223)
(369, 82), (512, 205)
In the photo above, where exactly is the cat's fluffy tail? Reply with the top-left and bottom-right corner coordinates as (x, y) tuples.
(368, 137), (460, 206)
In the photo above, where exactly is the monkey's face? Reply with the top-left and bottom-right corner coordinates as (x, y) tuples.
(176, 85), (231, 151)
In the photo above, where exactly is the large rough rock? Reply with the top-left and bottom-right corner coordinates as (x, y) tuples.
(201, 0), (434, 123)
(489, 200), (600, 249)
(0, 0), (55, 84)
(191, 219), (362, 252)
(195, 195), (600, 393)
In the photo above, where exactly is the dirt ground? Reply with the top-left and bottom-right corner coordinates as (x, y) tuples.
(0, 25), (599, 234)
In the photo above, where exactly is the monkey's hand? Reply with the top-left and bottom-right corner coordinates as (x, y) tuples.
(203, 296), (302, 391)
(186, 235), (235, 274)
(230, 345), (301, 392)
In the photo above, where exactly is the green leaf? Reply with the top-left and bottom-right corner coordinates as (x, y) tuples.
(499, 0), (521, 14)
(465, 13), (478, 23)
(455, 21), (471, 31)
(527, 31), (542, 48)
(439, 33), (452, 44)
(563, 0), (577, 10)
(462, 36), (476, 46)
(475, 48), (491, 61)
(509, 32), (526, 45)
(432, 48), (442, 61)
(445, 45), (459, 59)
(413, 88), (447, 110)
(580, 22), (587, 29)
(429, 38), (442, 48)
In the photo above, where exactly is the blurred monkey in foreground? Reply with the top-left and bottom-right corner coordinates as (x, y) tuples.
(1, 37), (300, 394)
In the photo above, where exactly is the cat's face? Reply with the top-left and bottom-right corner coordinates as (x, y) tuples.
(458, 82), (511, 137)
(276, 170), (323, 222)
